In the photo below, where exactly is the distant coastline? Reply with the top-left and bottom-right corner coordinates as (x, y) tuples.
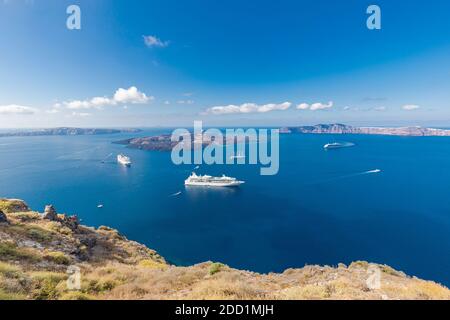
(280, 123), (450, 136)
(0, 127), (141, 138)
(114, 123), (450, 151)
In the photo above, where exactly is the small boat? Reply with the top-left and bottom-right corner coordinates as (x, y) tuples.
(117, 154), (131, 166)
(185, 173), (244, 187)
(367, 169), (382, 174)
(97, 204), (104, 208)
(229, 152), (245, 160)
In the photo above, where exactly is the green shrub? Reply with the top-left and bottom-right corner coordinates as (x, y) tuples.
(0, 261), (22, 278)
(85, 279), (117, 294)
(0, 242), (41, 262)
(44, 252), (71, 265)
(27, 226), (53, 242)
(47, 221), (72, 236)
(60, 291), (95, 300)
(31, 272), (67, 300)
(209, 263), (225, 276)
(7, 224), (55, 243)
(138, 259), (167, 270)
(0, 289), (26, 300)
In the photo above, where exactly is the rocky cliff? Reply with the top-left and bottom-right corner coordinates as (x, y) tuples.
(0, 127), (141, 138)
(0, 198), (449, 300)
(282, 124), (450, 136)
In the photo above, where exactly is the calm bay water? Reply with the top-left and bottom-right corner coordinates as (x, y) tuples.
(0, 130), (449, 286)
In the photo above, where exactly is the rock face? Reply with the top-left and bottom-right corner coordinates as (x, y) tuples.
(43, 205), (58, 221)
(114, 132), (258, 152)
(0, 127), (141, 138)
(0, 209), (8, 223)
(0, 198), (30, 213)
(283, 124), (450, 137)
(62, 215), (80, 230)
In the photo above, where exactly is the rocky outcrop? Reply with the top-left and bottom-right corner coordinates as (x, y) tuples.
(0, 198), (30, 213)
(115, 132), (258, 152)
(0, 209), (8, 224)
(43, 205), (58, 221)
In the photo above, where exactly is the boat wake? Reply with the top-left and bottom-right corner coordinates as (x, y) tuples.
(364, 169), (382, 174)
(308, 169), (382, 185)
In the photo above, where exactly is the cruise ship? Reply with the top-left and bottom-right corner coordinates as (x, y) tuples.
(324, 142), (355, 150)
(185, 173), (244, 187)
(117, 154), (131, 166)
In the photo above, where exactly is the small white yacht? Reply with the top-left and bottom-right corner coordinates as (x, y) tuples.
(117, 154), (131, 166)
(185, 173), (244, 187)
(229, 152), (245, 160)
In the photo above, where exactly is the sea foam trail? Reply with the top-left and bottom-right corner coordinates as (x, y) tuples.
(308, 169), (382, 185)
(335, 169), (382, 179)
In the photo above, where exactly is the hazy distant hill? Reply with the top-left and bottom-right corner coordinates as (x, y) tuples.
(0, 127), (141, 138)
(282, 123), (450, 136)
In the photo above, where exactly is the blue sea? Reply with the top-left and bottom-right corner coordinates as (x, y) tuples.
(1, 130), (449, 287)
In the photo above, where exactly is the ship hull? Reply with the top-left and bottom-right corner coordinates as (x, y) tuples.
(185, 181), (244, 187)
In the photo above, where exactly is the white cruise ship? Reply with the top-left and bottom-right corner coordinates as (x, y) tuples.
(117, 154), (131, 166)
(324, 142), (355, 150)
(185, 173), (244, 187)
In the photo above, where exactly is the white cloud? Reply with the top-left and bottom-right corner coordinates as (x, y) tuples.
(297, 103), (310, 110)
(204, 102), (292, 115)
(71, 112), (91, 117)
(373, 106), (386, 111)
(143, 35), (170, 48)
(177, 100), (195, 105)
(0, 104), (37, 115)
(59, 86), (153, 110)
(402, 104), (420, 111)
(46, 108), (60, 114)
(164, 100), (170, 105)
(297, 101), (333, 111)
(113, 86), (150, 104)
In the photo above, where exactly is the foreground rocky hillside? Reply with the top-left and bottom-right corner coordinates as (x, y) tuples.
(0, 198), (449, 300)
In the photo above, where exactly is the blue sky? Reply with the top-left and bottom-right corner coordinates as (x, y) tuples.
(0, 0), (449, 128)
